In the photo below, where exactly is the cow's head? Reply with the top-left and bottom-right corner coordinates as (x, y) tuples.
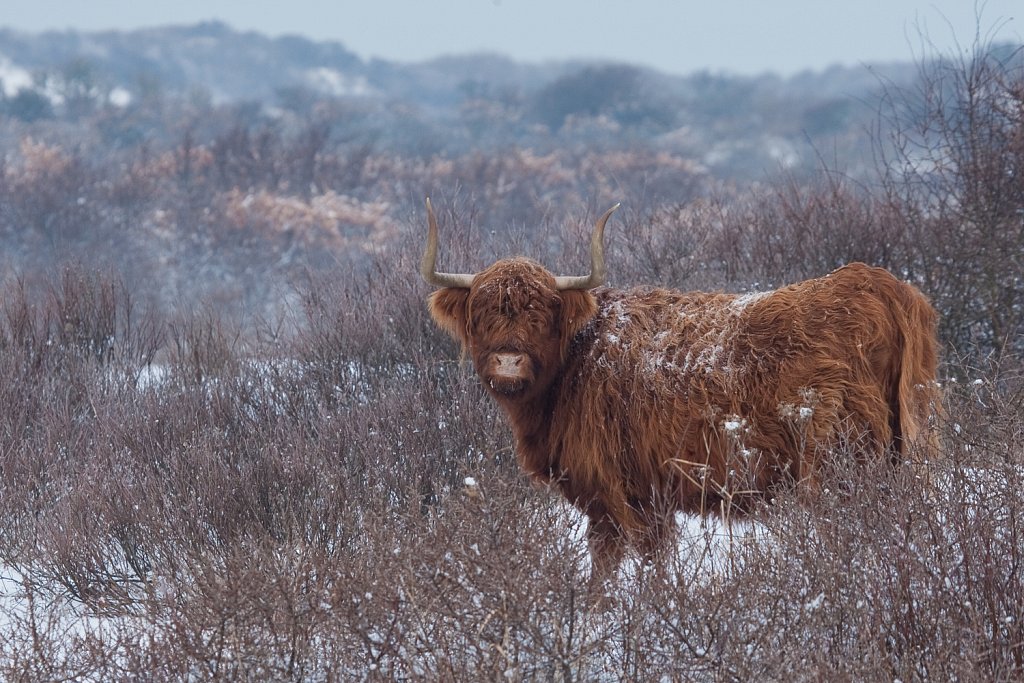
(422, 199), (619, 400)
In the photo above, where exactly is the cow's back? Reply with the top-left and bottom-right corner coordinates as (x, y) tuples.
(546, 263), (939, 526)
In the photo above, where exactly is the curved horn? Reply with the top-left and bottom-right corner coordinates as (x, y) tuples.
(420, 198), (477, 289)
(553, 203), (620, 290)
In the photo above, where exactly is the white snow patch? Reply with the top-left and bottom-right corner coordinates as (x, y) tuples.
(0, 56), (33, 96)
(305, 67), (373, 97)
(606, 299), (631, 326)
(723, 418), (744, 433)
(729, 289), (772, 311)
(682, 342), (723, 375)
(108, 87), (132, 107)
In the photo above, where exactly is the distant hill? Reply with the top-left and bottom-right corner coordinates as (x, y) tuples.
(0, 21), (366, 102)
(0, 21), (601, 109)
(4, 21), (1018, 182)
(0, 21), (920, 110)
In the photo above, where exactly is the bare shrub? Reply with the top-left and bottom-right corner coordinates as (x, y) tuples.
(0, 244), (1022, 682)
(167, 306), (241, 385)
(876, 41), (1024, 357)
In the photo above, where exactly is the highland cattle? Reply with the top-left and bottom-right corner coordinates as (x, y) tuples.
(422, 199), (940, 575)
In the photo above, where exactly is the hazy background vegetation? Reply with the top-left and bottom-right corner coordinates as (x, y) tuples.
(0, 22), (938, 317)
(0, 21), (1022, 680)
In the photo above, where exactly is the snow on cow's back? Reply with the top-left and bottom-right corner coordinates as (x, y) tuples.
(584, 285), (776, 385)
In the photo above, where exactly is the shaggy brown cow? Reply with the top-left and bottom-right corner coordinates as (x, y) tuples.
(422, 199), (940, 574)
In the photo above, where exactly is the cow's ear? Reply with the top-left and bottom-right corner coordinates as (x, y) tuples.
(428, 288), (471, 345)
(558, 290), (598, 359)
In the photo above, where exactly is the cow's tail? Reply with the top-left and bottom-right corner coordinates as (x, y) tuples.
(894, 281), (941, 462)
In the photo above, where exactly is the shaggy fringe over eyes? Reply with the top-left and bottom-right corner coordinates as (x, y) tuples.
(427, 276), (599, 364)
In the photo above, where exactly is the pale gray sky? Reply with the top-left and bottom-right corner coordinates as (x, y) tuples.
(3, 1), (1020, 76)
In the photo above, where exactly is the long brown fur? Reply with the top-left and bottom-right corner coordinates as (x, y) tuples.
(428, 259), (940, 574)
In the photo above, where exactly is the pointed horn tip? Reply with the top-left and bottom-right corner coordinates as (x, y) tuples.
(597, 203), (621, 224)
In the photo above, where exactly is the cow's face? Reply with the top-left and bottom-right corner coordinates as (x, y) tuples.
(421, 199), (617, 400)
(428, 259), (597, 399)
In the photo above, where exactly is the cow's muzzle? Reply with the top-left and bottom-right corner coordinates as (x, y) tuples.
(492, 352), (529, 379)
(484, 352), (534, 396)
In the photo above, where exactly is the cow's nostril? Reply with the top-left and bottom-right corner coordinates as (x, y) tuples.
(493, 353), (527, 378)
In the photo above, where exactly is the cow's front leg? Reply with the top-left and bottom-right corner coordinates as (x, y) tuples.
(586, 514), (624, 592)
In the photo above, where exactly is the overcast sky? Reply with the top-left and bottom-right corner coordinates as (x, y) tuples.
(3, 1), (1020, 76)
